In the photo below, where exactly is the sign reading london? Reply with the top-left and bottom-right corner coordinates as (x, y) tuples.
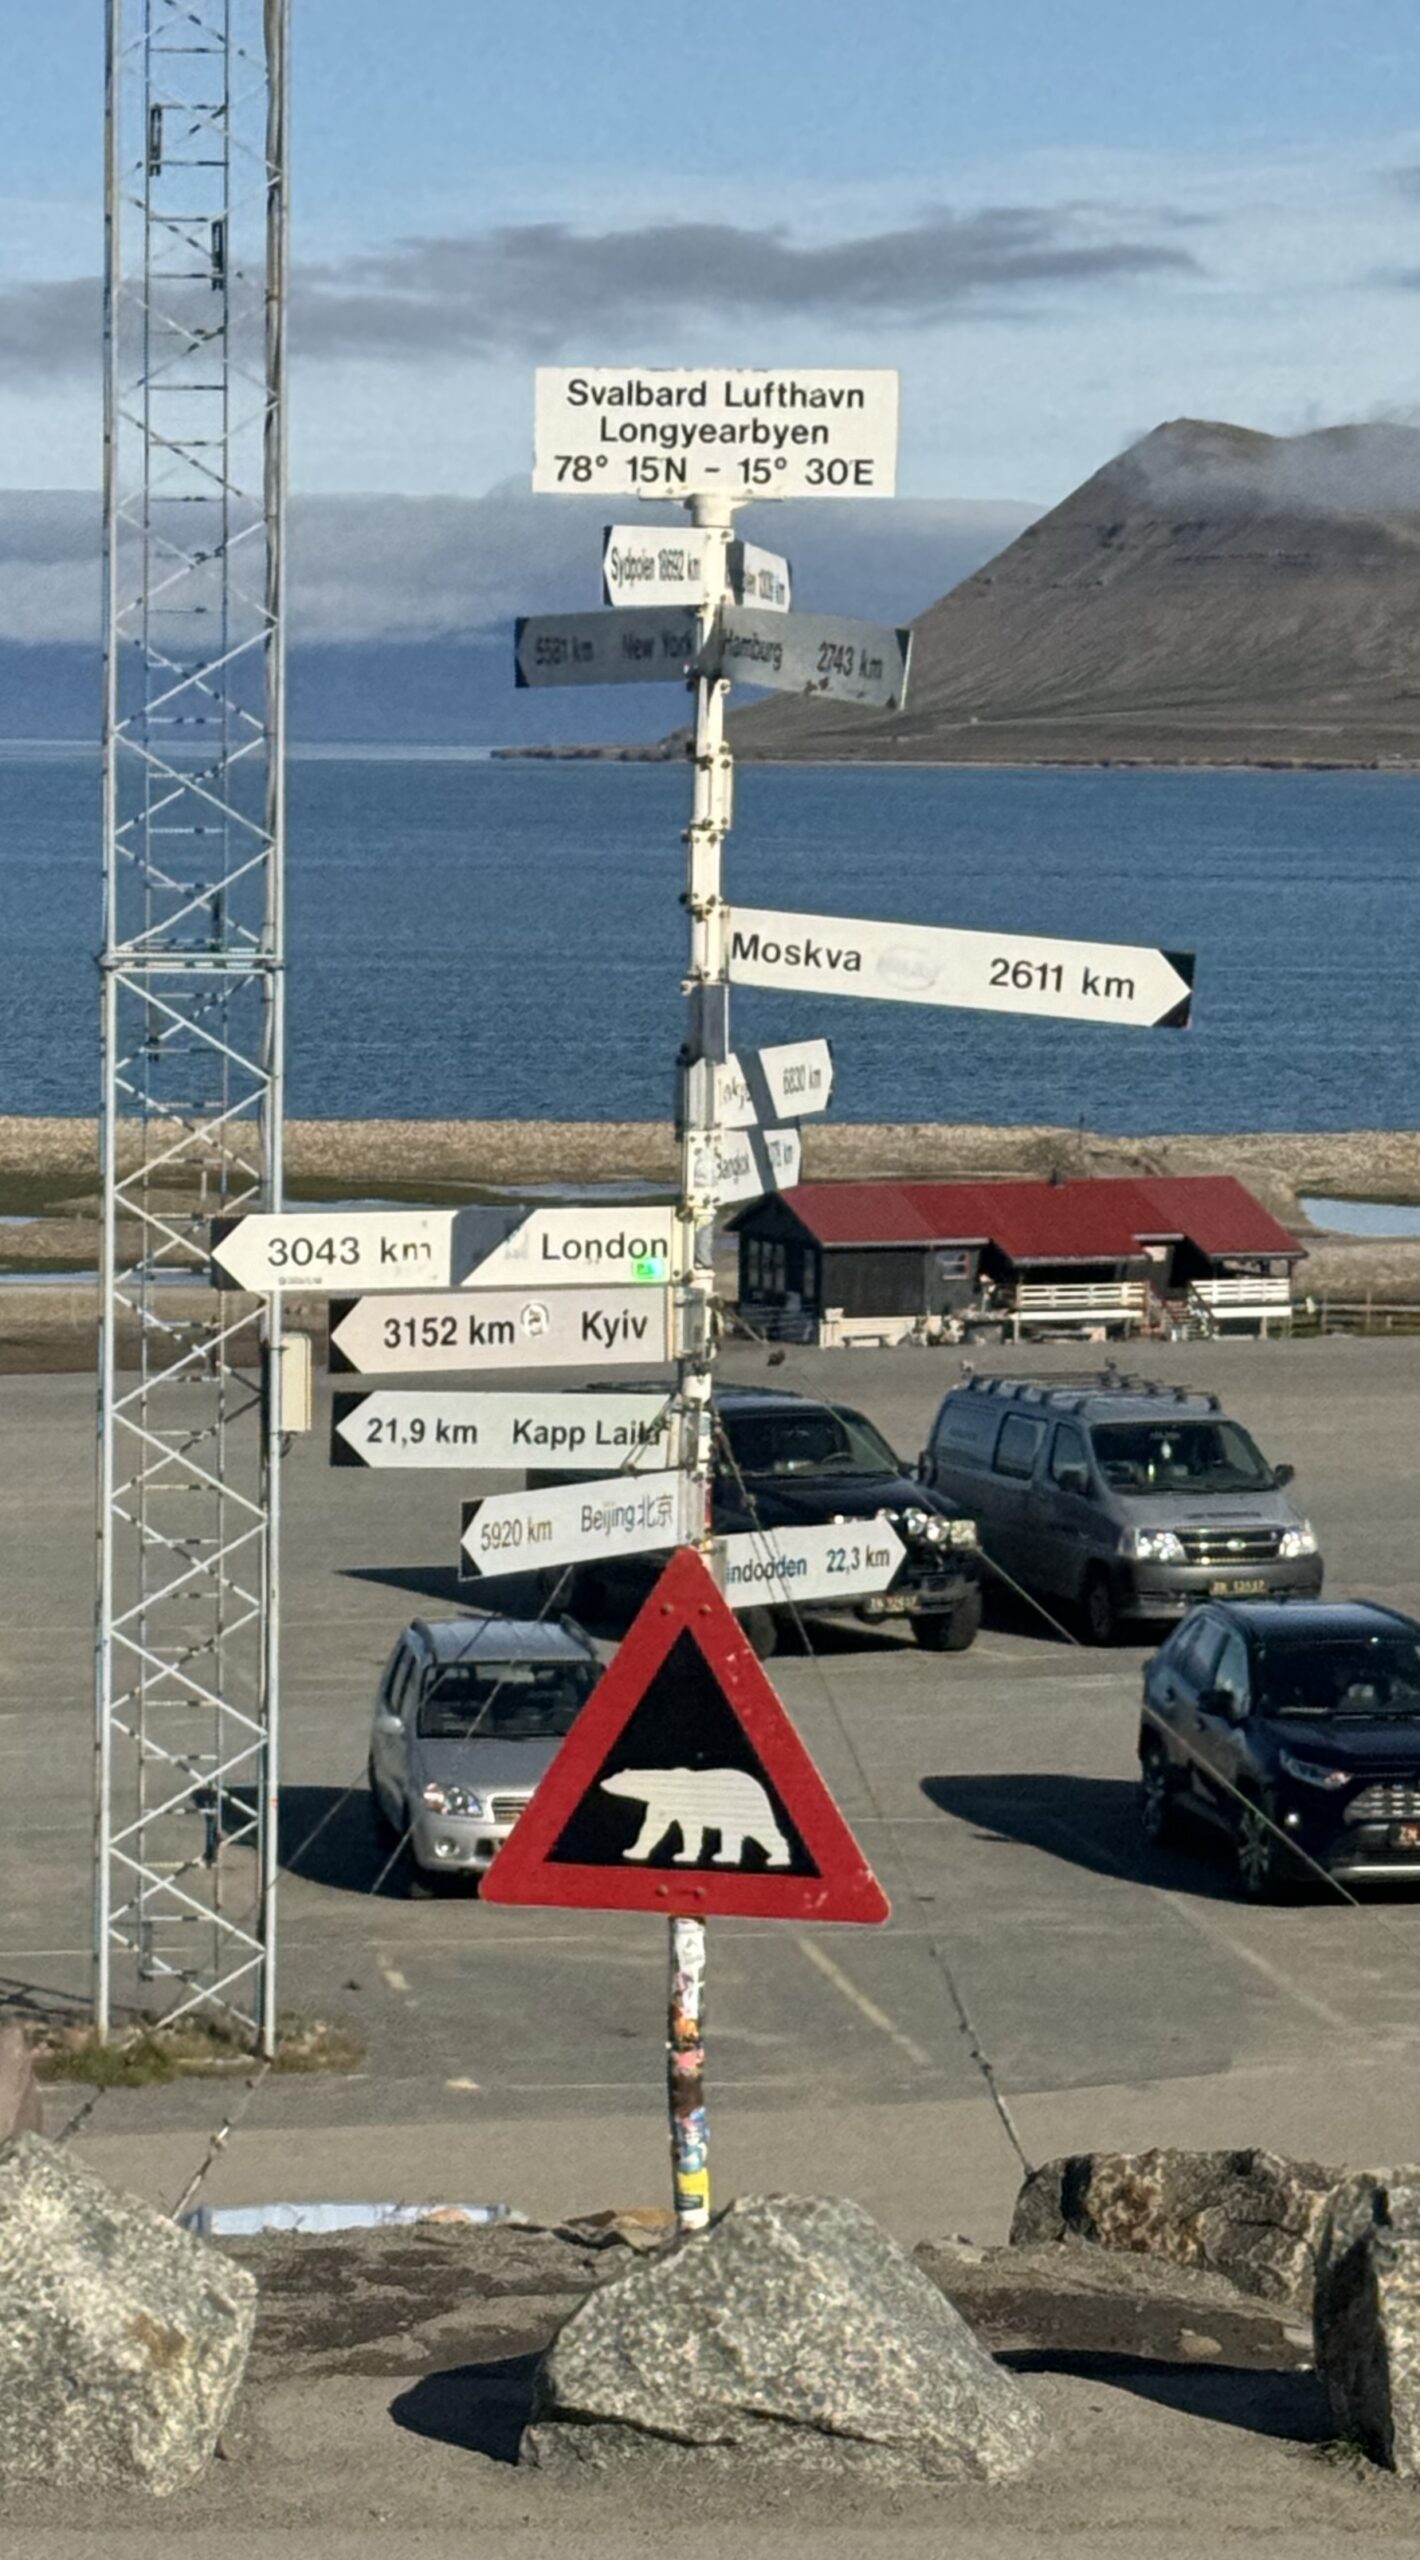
(535, 368), (899, 499)
(728, 907), (1196, 1031)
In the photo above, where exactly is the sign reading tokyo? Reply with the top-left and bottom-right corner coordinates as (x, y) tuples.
(728, 906), (1196, 1032)
(535, 368), (899, 500)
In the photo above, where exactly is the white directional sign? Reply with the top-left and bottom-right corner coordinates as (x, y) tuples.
(715, 1039), (834, 1128)
(515, 607), (696, 688)
(210, 1211), (455, 1295)
(708, 608), (912, 710)
(720, 1519), (906, 1609)
(460, 1205), (674, 1291)
(691, 1126), (801, 1205)
(601, 529), (791, 613)
(728, 907), (1196, 1031)
(332, 1389), (674, 1472)
(329, 1286), (675, 1376)
(460, 1470), (693, 1579)
(534, 367), (899, 501)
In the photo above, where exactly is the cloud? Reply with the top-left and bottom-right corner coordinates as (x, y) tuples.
(1115, 416), (1420, 516)
(0, 482), (1038, 646)
(0, 203), (1199, 381)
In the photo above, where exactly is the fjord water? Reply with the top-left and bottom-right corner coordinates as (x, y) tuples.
(4, 750), (1416, 1130)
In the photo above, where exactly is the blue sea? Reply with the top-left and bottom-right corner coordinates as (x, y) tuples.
(4, 750), (1416, 1131)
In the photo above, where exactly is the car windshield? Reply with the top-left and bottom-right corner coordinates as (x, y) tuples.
(416, 1659), (598, 1741)
(719, 1403), (900, 1479)
(1255, 1634), (1420, 1719)
(1091, 1417), (1274, 1496)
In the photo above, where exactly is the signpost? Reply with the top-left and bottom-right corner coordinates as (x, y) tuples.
(328, 1285), (674, 1376)
(514, 606), (696, 688)
(602, 528), (790, 613)
(332, 1387), (673, 1472)
(210, 1210), (456, 1295)
(460, 1470), (692, 1581)
(689, 1125), (801, 1206)
(728, 906), (1196, 1031)
(715, 1038), (834, 1129)
(456, 1203), (674, 1290)
(719, 1518), (905, 1611)
(533, 366), (899, 500)
(708, 608), (912, 711)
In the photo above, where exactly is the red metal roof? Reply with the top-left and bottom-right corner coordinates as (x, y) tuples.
(755, 1174), (1299, 1264)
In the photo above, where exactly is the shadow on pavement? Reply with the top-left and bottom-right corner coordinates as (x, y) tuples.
(276, 1782), (406, 1895)
(1001, 2348), (1330, 2443)
(390, 2352), (539, 2463)
(342, 1561), (477, 1612)
(920, 1770), (1244, 1902)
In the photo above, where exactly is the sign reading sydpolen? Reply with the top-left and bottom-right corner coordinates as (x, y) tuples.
(535, 368), (899, 501)
(460, 1471), (693, 1580)
(602, 530), (791, 613)
(329, 1286), (675, 1376)
(727, 906), (1196, 1031)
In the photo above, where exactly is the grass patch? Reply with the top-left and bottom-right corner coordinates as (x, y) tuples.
(1313, 2433), (1377, 2475)
(33, 2013), (364, 2086)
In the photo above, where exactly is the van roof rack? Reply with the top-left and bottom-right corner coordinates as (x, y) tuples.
(957, 1369), (1220, 1413)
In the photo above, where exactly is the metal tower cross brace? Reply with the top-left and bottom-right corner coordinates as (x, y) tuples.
(97, 0), (288, 2050)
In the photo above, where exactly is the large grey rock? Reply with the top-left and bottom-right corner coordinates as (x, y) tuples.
(1313, 2176), (1420, 2471)
(523, 2191), (1050, 2482)
(0, 2026), (42, 2139)
(1011, 2145), (1341, 2309)
(917, 2237), (1313, 2370)
(0, 2133), (256, 2492)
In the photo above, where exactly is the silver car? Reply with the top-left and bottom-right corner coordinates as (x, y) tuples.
(367, 1613), (602, 1882)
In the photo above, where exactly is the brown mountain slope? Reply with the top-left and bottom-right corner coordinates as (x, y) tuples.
(728, 418), (1420, 765)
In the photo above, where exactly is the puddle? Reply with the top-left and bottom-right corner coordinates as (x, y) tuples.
(1301, 1195), (1420, 1238)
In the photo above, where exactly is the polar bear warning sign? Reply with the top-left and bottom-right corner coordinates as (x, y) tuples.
(480, 1545), (889, 1923)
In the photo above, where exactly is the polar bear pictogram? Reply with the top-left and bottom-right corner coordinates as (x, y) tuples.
(599, 1765), (791, 1868)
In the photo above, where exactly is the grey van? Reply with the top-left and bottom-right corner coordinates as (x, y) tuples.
(919, 1374), (1322, 1644)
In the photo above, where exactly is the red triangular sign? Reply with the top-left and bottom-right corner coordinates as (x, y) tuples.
(481, 1545), (889, 1924)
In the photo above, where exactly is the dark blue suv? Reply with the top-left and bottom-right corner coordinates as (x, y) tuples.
(1139, 1600), (1420, 1898)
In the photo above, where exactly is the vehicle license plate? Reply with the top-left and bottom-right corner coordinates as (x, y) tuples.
(1208, 1577), (1268, 1597)
(1391, 1823), (1420, 1851)
(882, 1592), (913, 1615)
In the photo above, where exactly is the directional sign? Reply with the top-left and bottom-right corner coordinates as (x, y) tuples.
(332, 1388), (673, 1472)
(601, 530), (792, 614)
(534, 367), (899, 501)
(691, 1126), (801, 1206)
(715, 1038), (834, 1129)
(460, 1204), (674, 1291)
(719, 1519), (906, 1611)
(514, 607), (696, 688)
(210, 1210), (456, 1295)
(329, 1286), (675, 1376)
(707, 608), (912, 711)
(480, 1545), (890, 1922)
(460, 1470), (692, 1581)
(728, 907), (1196, 1031)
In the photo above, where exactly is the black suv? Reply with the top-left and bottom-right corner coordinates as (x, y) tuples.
(529, 1384), (980, 1655)
(1139, 1599), (1420, 1897)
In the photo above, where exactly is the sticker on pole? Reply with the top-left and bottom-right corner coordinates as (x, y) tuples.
(480, 1545), (890, 1923)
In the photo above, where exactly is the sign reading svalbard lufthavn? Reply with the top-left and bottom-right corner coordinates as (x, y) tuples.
(728, 906), (1195, 1031)
(535, 368), (899, 500)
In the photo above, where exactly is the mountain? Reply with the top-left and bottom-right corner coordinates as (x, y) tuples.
(727, 419), (1420, 766)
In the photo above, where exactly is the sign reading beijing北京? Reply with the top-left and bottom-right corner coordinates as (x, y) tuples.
(535, 368), (899, 500)
(459, 1470), (694, 1581)
(728, 906), (1196, 1031)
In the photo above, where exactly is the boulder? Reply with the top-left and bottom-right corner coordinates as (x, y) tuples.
(523, 2191), (1050, 2482)
(0, 2133), (256, 2492)
(917, 2237), (1312, 2370)
(0, 2026), (42, 2139)
(1011, 2145), (1341, 2309)
(1313, 2176), (1420, 2472)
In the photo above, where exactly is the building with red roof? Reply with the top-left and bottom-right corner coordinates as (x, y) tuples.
(728, 1174), (1301, 1343)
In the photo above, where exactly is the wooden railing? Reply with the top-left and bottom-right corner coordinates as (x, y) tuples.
(1188, 1276), (1294, 1334)
(1012, 1281), (1148, 1340)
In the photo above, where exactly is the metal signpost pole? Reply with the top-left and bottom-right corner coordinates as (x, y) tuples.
(668, 491), (736, 2233)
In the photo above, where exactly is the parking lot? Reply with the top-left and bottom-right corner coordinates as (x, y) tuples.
(5, 1332), (1420, 2239)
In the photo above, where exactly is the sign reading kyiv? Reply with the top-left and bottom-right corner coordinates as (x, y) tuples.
(333, 1389), (673, 1471)
(535, 368), (899, 500)
(603, 529), (791, 613)
(329, 1286), (674, 1376)
(460, 1472), (692, 1579)
(728, 907), (1196, 1031)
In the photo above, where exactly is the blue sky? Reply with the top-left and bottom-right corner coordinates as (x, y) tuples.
(5, 0), (1420, 507)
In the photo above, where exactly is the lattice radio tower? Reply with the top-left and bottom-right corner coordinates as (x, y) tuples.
(97, 0), (288, 2050)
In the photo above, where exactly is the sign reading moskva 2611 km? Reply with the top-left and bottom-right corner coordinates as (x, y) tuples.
(728, 908), (1195, 1031)
(534, 368), (898, 499)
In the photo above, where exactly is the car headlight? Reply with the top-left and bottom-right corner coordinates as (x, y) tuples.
(1278, 1523), (1318, 1558)
(1278, 1749), (1350, 1790)
(945, 1517), (978, 1548)
(1121, 1527), (1187, 1563)
(421, 1781), (484, 1818)
(902, 1506), (947, 1544)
